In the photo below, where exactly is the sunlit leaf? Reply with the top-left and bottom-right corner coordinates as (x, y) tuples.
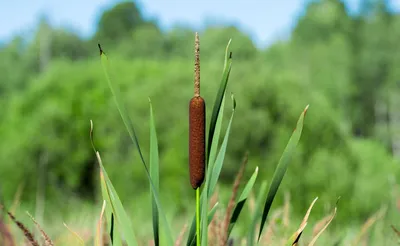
(258, 105), (309, 240)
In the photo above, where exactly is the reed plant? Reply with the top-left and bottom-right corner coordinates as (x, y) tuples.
(2, 33), (398, 246)
(90, 33), (336, 246)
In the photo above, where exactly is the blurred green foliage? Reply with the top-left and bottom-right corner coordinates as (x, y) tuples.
(0, 0), (399, 229)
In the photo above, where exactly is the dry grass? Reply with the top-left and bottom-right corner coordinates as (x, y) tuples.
(6, 210), (39, 246)
(351, 206), (387, 246)
(26, 212), (53, 246)
(220, 152), (248, 246)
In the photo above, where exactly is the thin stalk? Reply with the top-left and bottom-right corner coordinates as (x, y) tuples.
(196, 188), (201, 246)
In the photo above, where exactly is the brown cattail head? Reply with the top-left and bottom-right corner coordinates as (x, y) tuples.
(189, 32), (206, 189)
(189, 96), (205, 189)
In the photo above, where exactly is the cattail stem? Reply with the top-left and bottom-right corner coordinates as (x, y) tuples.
(194, 32), (200, 97)
(196, 188), (201, 246)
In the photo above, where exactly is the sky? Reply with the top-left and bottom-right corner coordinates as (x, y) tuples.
(0, 0), (400, 48)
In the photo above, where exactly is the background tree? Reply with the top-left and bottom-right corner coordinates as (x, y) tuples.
(94, 1), (145, 45)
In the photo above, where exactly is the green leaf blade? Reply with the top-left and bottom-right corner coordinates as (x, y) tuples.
(149, 100), (160, 246)
(201, 95), (236, 246)
(247, 181), (268, 246)
(98, 152), (138, 246)
(207, 40), (232, 161)
(257, 105), (309, 241)
(98, 47), (174, 246)
(208, 102), (236, 197)
(227, 166), (259, 237)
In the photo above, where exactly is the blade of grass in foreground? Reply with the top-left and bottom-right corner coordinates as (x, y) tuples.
(208, 95), (225, 176)
(258, 105), (309, 241)
(98, 45), (173, 246)
(63, 223), (85, 246)
(208, 94), (236, 197)
(95, 200), (106, 246)
(149, 99), (160, 246)
(201, 94), (236, 246)
(92, 121), (122, 245)
(207, 39), (232, 161)
(308, 202), (337, 246)
(247, 181), (268, 246)
(287, 197), (318, 246)
(91, 120), (136, 246)
(97, 158), (137, 245)
(227, 166), (259, 237)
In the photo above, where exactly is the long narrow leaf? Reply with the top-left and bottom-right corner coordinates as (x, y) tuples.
(208, 95), (225, 170)
(208, 94), (236, 197)
(90, 124), (114, 245)
(208, 202), (219, 225)
(91, 120), (135, 246)
(258, 105), (309, 240)
(207, 39), (232, 161)
(201, 95), (236, 246)
(227, 166), (259, 237)
(97, 153), (137, 246)
(287, 197), (318, 245)
(95, 200), (107, 246)
(308, 205), (337, 246)
(98, 45), (174, 246)
(149, 99), (160, 246)
(92, 121), (123, 246)
(247, 181), (268, 246)
(98, 46), (146, 166)
(63, 223), (85, 246)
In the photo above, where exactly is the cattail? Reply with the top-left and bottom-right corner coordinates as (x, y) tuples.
(189, 32), (206, 189)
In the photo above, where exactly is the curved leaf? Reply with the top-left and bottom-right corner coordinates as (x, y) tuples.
(98, 46), (173, 246)
(258, 105), (309, 241)
(287, 197), (318, 245)
(247, 181), (268, 246)
(227, 166), (259, 237)
(207, 39), (232, 161)
(149, 99), (160, 246)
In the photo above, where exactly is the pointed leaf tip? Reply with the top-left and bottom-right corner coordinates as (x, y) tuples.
(98, 43), (104, 55)
(304, 104), (309, 115)
(231, 93), (236, 110)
